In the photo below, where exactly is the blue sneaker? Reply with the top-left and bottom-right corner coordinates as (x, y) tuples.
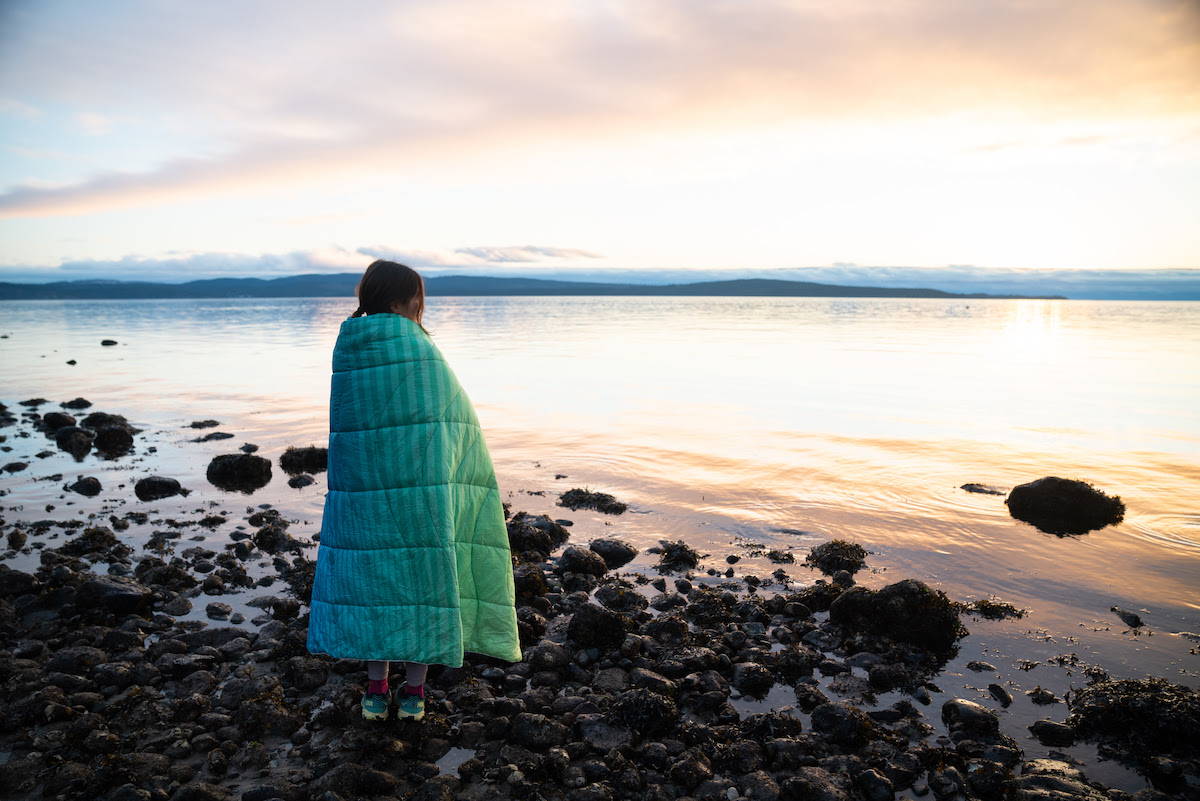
(394, 686), (425, 720)
(361, 691), (390, 721)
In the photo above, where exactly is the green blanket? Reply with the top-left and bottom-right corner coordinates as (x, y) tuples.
(306, 313), (521, 666)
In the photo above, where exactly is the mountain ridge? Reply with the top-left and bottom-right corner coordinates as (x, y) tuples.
(0, 273), (1066, 300)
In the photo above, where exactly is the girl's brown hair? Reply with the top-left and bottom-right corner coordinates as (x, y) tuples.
(352, 260), (427, 331)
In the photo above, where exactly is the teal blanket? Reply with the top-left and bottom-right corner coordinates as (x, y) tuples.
(306, 313), (521, 666)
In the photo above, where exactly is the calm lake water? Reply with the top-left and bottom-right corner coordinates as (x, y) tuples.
(1, 295), (1197, 786)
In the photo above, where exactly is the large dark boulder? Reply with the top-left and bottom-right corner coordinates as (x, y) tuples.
(1005, 476), (1125, 535)
(75, 575), (154, 613)
(558, 545), (608, 576)
(828, 578), (966, 652)
(206, 453), (272, 493)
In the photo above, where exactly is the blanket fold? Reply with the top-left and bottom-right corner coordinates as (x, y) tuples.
(306, 313), (521, 666)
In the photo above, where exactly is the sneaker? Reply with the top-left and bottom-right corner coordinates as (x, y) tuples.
(394, 686), (425, 721)
(361, 691), (390, 721)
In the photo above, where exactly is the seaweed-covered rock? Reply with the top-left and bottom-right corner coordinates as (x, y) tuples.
(589, 538), (638, 569)
(651, 539), (702, 573)
(55, 425), (95, 458)
(1068, 677), (1200, 761)
(558, 487), (628, 515)
(829, 579), (966, 652)
(1006, 476), (1125, 536)
(805, 540), (868, 575)
(567, 603), (628, 650)
(93, 425), (134, 457)
(607, 688), (678, 737)
(279, 445), (327, 475)
(513, 563), (549, 599)
(811, 701), (879, 748)
(206, 453), (272, 493)
(595, 579), (649, 613)
(134, 475), (183, 501)
(507, 512), (570, 558)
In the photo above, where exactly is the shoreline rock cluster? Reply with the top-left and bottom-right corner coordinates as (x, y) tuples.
(0, 501), (1195, 801)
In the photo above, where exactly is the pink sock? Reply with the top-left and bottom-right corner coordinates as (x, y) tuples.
(368, 678), (389, 695)
(404, 684), (424, 697)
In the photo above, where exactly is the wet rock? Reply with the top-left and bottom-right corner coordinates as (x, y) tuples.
(961, 483), (1005, 495)
(60, 525), (130, 559)
(779, 767), (850, 801)
(41, 411), (76, 431)
(967, 660), (997, 672)
(811, 702), (879, 748)
(66, 476), (102, 496)
(589, 538), (638, 569)
(191, 431), (233, 442)
(135, 475), (183, 501)
(61, 396), (92, 409)
(607, 688), (678, 737)
(511, 712), (570, 749)
(559, 545), (609, 576)
(567, 603), (628, 650)
(558, 487), (628, 514)
(829, 578), (966, 652)
(989, 683), (1013, 707)
(1003, 761), (1109, 801)
(2, 460), (27, 472)
(189, 420), (220, 428)
(279, 445), (327, 474)
(55, 425), (95, 458)
(101, 339), (118, 346)
(1027, 685), (1061, 705)
(942, 698), (1000, 740)
(74, 575), (152, 613)
(577, 714), (633, 751)
(1111, 605), (1144, 628)
(94, 424), (134, 456)
(804, 540), (868, 575)
(1068, 677), (1200, 762)
(287, 473), (315, 488)
(596, 583), (649, 615)
(206, 453), (272, 493)
(507, 511), (570, 558)
(732, 662), (775, 698)
(1029, 719), (1076, 746)
(650, 539), (702, 573)
(964, 597), (1026, 619)
(170, 782), (230, 801)
(513, 563), (549, 599)
(855, 768), (894, 801)
(0, 565), (39, 596)
(669, 752), (713, 790)
(1006, 476), (1125, 535)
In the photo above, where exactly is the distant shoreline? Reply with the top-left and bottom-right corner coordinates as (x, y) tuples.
(0, 273), (1065, 300)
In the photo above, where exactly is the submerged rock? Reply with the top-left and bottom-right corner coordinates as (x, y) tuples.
(805, 540), (868, 575)
(206, 453), (272, 493)
(829, 578), (966, 652)
(1006, 476), (1125, 535)
(558, 487), (628, 515)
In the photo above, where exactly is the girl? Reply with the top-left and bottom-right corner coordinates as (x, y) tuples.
(306, 260), (522, 721)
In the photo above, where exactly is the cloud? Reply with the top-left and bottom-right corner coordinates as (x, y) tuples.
(0, 0), (1196, 218)
(74, 112), (112, 136)
(452, 245), (602, 263)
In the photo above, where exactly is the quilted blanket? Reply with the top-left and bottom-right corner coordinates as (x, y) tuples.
(306, 313), (521, 666)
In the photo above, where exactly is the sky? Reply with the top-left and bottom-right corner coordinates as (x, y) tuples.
(1, 0), (1198, 290)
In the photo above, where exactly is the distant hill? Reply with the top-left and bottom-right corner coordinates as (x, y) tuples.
(0, 273), (1066, 300)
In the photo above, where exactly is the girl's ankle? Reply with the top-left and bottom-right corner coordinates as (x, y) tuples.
(404, 684), (424, 697)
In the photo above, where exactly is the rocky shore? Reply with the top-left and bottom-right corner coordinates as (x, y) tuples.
(0, 398), (1196, 801)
